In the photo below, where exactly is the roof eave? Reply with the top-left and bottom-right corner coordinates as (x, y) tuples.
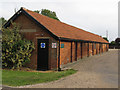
(59, 37), (109, 44)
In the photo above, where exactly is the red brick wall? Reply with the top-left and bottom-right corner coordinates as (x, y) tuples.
(102, 44), (105, 53)
(59, 41), (83, 66)
(77, 42), (81, 60)
(59, 42), (108, 67)
(93, 43), (97, 55)
(82, 43), (88, 57)
(103, 44), (106, 52)
(72, 42), (76, 62)
(96, 43), (99, 54)
(89, 43), (93, 56)
(99, 43), (102, 54)
(60, 41), (71, 65)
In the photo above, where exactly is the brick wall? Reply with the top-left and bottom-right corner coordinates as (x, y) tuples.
(96, 43), (99, 54)
(93, 43), (97, 55)
(89, 43), (93, 56)
(72, 42), (76, 62)
(103, 44), (106, 52)
(82, 43), (88, 57)
(60, 41), (71, 65)
(77, 42), (81, 60)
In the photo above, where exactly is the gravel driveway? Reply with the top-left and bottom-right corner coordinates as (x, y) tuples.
(19, 49), (118, 88)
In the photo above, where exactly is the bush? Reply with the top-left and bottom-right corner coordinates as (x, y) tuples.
(2, 23), (35, 69)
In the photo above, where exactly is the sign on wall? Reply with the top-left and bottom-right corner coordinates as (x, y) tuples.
(52, 43), (57, 48)
(41, 43), (45, 48)
(61, 43), (64, 48)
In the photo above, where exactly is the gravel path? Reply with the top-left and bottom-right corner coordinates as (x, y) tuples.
(18, 49), (118, 88)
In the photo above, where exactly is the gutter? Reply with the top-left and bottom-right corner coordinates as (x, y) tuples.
(59, 37), (109, 44)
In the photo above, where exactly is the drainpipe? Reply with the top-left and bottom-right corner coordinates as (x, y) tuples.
(58, 38), (61, 71)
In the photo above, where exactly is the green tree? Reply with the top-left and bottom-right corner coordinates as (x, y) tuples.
(103, 37), (109, 42)
(41, 9), (59, 21)
(110, 41), (116, 45)
(0, 17), (7, 27)
(34, 9), (60, 21)
(2, 23), (35, 69)
(34, 10), (40, 13)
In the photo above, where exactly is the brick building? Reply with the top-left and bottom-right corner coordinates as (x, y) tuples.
(4, 7), (109, 70)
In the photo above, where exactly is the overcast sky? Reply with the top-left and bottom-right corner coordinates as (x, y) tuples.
(0, 0), (119, 42)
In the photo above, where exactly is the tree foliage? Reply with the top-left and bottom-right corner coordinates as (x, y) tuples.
(110, 41), (116, 45)
(34, 10), (40, 14)
(2, 23), (35, 69)
(0, 17), (7, 27)
(34, 9), (60, 21)
(103, 37), (109, 42)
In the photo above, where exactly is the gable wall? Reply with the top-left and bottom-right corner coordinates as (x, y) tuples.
(11, 13), (58, 69)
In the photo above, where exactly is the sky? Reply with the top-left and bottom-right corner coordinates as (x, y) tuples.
(0, 0), (119, 42)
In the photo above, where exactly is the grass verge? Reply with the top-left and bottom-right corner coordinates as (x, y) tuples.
(2, 69), (77, 86)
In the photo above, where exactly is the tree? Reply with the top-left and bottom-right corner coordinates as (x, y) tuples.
(0, 17), (7, 26)
(115, 38), (120, 44)
(34, 10), (40, 14)
(110, 41), (115, 45)
(34, 9), (60, 21)
(2, 23), (35, 69)
(103, 37), (109, 42)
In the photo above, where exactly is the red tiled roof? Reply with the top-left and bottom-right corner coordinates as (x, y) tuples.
(22, 8), (108, 43)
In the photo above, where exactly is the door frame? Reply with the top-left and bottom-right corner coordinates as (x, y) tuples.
(36, 37), (50, 70)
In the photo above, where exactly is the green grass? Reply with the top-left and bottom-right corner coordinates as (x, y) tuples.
(2, 69), (77, 86)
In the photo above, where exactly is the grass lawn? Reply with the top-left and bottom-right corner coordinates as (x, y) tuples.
(2, 69), (77, 86)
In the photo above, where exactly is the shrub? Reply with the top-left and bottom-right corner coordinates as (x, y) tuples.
(2, 23), (35, 69)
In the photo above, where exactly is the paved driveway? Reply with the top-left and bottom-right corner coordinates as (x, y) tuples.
(19, 49), (118, 88)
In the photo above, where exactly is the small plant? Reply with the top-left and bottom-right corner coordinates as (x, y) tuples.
(2, 23), (35, 69)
